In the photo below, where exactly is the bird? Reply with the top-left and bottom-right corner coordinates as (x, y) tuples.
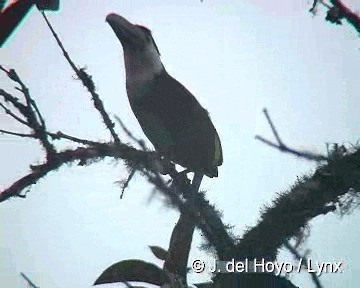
(0, 0), (60, 47)
(106, 13), (222, 192)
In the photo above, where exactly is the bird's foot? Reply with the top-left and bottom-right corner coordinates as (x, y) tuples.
(150, 154), (174, 175)
(169, 169), (192, 198)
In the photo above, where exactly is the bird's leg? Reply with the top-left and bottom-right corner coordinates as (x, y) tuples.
(169, 168), (190, 181)
(191, 171), (204, 194)
(159, 147), (190, 186)
(150, 150), (173, 175)
(168, 167), (192, 197)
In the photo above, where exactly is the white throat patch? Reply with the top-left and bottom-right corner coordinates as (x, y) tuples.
(124, 43), (163, 83)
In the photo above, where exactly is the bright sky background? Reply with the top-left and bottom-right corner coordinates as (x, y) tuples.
(1, 0), (360, 287)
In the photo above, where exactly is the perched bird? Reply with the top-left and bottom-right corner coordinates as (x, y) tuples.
(0, 0), (60, 47)
(106, 13), (222, 191)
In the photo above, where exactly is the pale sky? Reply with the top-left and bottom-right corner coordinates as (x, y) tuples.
(1, 1), (360, 287)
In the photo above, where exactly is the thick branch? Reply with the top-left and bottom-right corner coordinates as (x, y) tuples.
(0, 143), (154, 203)
(310, 0), (360, 36)
(234, 148), (360, 259)
(146, 172), (235, 259)
(329, 0), (360, 34)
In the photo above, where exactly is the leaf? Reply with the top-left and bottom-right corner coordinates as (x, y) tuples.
(164, 212), (195, 278)
(94, 259), (169, 286)
(149, 245), (168, 261)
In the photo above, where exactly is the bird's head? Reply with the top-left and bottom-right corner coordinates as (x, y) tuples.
(106, 13), (164, 82)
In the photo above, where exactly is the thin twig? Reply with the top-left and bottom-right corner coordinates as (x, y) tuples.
(0, 87), (28, 114)
(1, 94), (101, 146)
(319, 0), (332, 9)
(309, 0), (319, 13)
(263, 108), (283, 146)
(255, 108), (328, 161)
(0, 67), (56, 156)
(310, 0), (332, 12)
(20, 272), (39, 288)
(0, 65), (8, 74)
(119, 168), (137, 199)
(0, 129), (34, 138)
(13, 69), (56, 156)
(114, 115), (147, 150)
(284, 242), (323, 288)
(48, 131), (100, 146)
(40, 12), (121, 144)
(0, 103), (29, 126)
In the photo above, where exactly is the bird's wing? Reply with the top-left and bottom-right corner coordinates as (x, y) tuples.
(131, 72), (223, 172)
(150, 72), (210, 136)
(131, 107), (176, 152)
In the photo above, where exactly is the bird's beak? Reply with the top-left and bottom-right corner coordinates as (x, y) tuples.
(106, 13), (145, 48)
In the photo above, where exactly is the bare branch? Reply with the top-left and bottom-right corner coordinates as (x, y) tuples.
(145, 170), (235, 259)
(284, 242), (323, 288)
(309, 0), (319, 13)
(235, 148), (360, 259)
(0, 129), (34, 138)
(0, 102), (29, 126)
(0, 67), (56, 157)
(255, 109), (328, 161)
(20, 272), (39, 288)
(13, 70), (56, 156)
(263, 108), (283, 146)
(329, 0), (360, 34)
(40, 12), (121, 144)
(0, 86), (28, 114)
(310, 0), (332, 13)
(114, 115), (147, 150)
(48, 130), (101, 146)
(119, 167), (137, 199)
(0, 143), (154, 203)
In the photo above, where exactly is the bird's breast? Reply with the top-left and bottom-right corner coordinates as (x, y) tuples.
(126, 79), (153, 103)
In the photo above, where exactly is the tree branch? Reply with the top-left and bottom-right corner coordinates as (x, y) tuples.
(40, 12), (121, 144)
(0, 129), (35, 138)
(145, 171), (235, 259)
(255, 108), (328, 162)
(0, 66), (56, 157)
(310, 0), (360, 36)
(0, 102), (29, 126)
(0, 143), (154, 203)
(48, 130), (101, 146)
(1, 80), (234, 260)
(234, 147), (360, 259)
(284, 242), (323, 288)
(329, 0), (360, 34)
